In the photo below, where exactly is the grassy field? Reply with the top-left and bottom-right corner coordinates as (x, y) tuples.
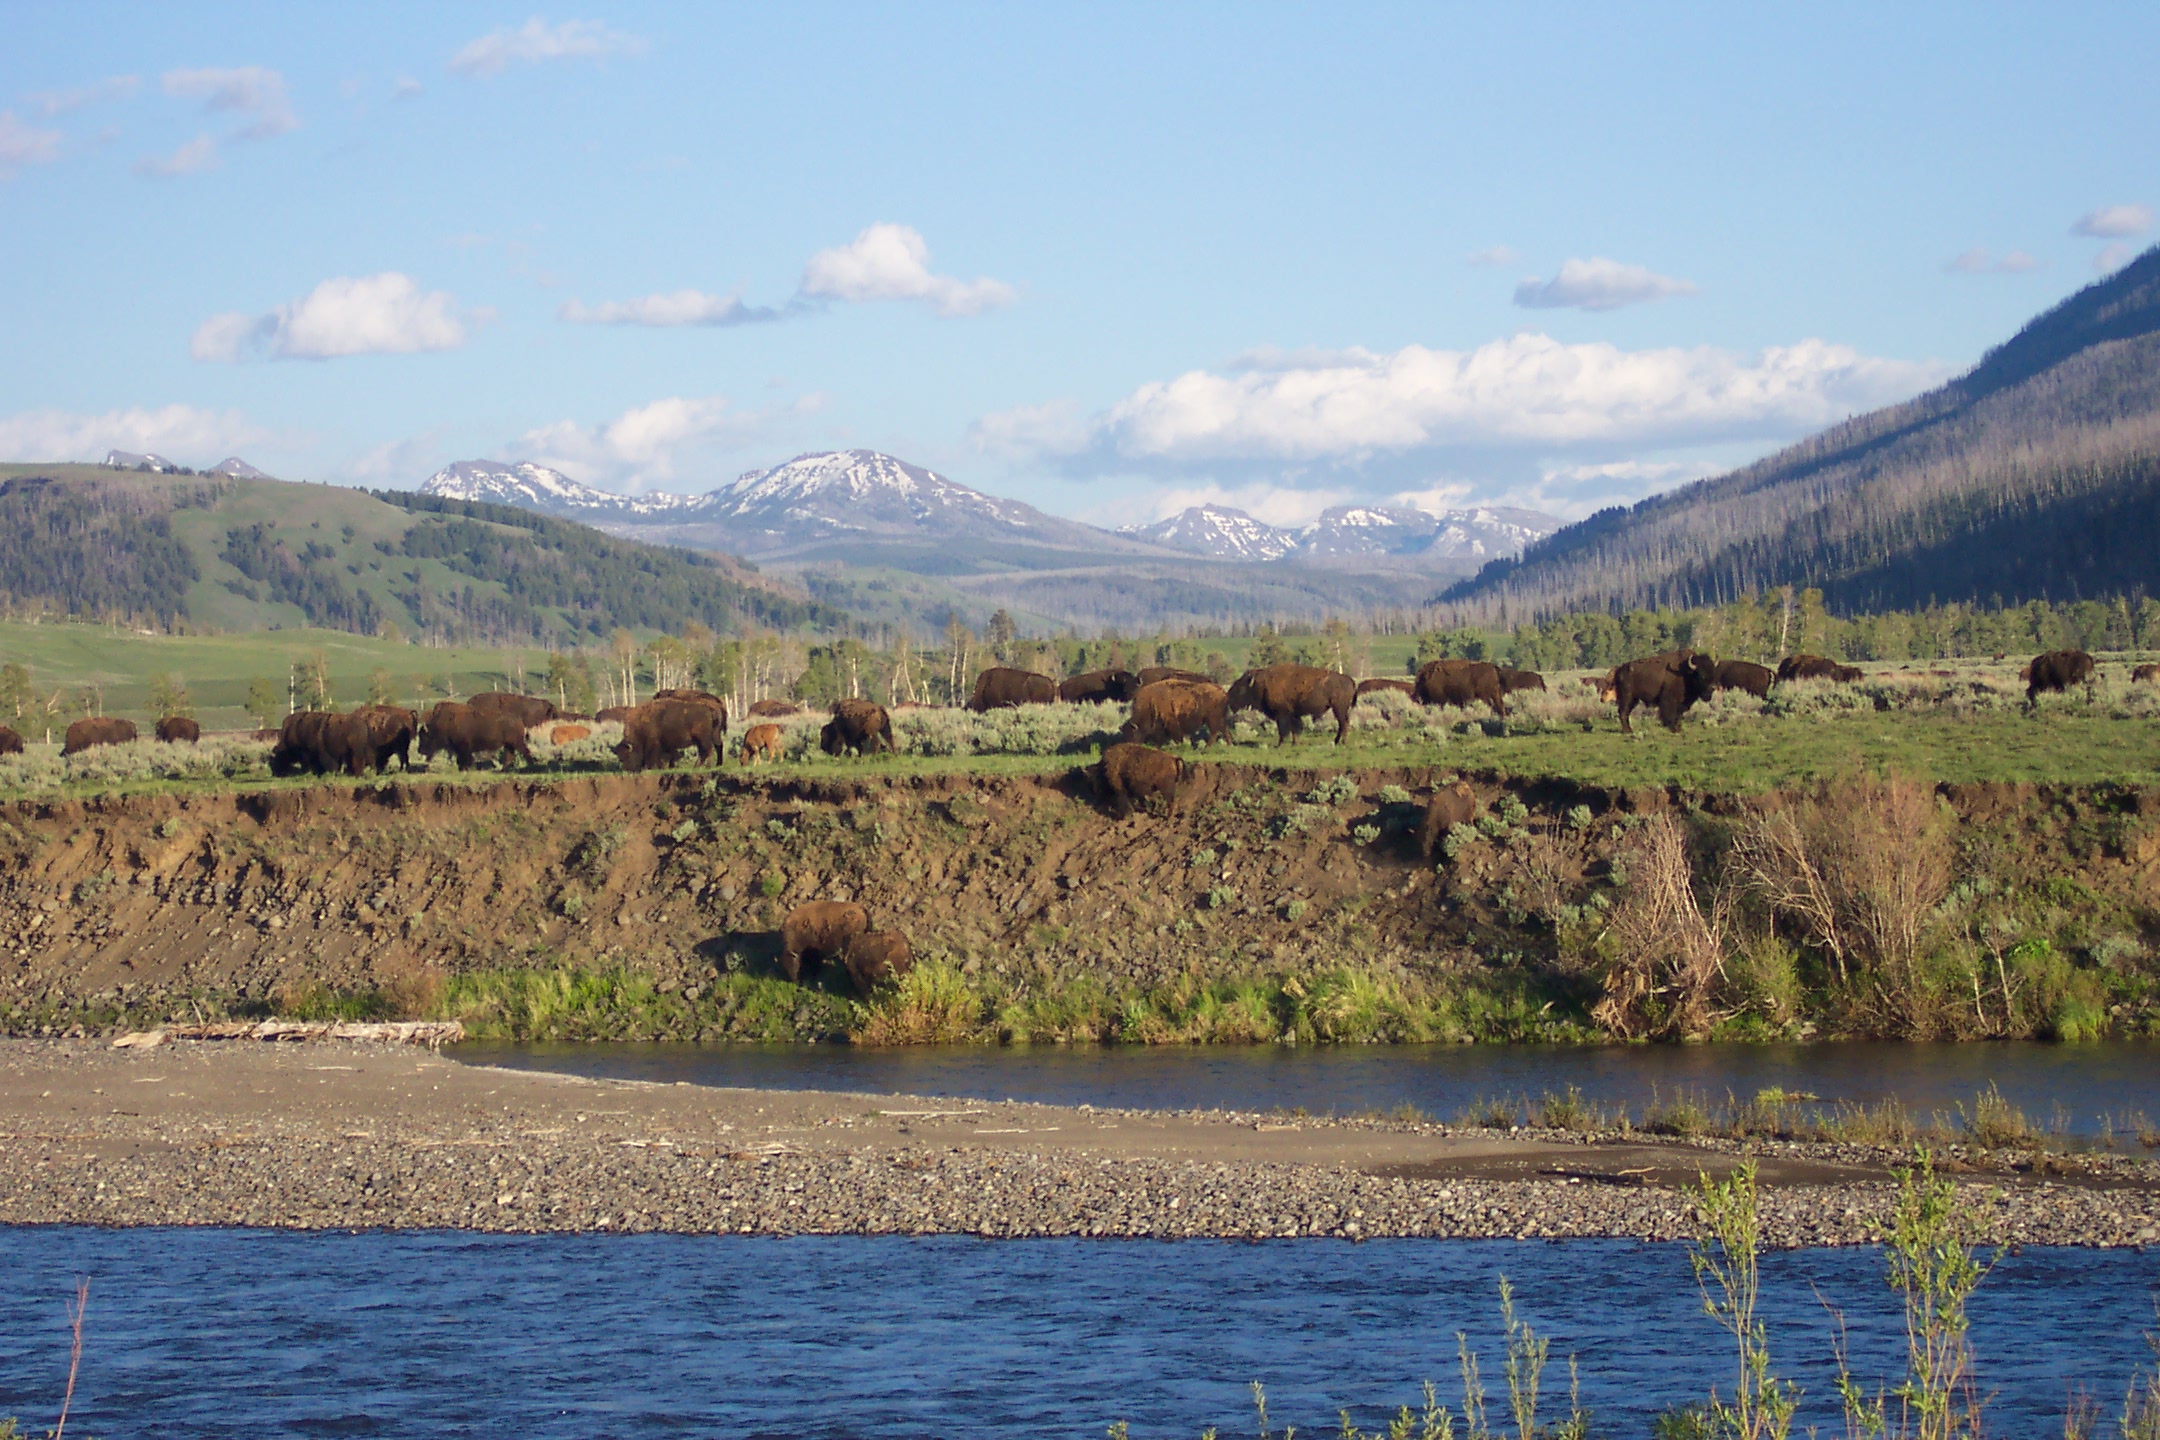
(0, 619), (547, 734)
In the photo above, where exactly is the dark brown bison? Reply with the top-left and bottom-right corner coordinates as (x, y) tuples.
(740, 723), (784, 764)
(1122, 679), (1230, 747)
(1058, 668), (1142, 704)
(1096, 741), (1188, 818)
(269, 710), (375, 777)
(62, 716), (138, 756)
(1414, 659), (1508, 717)
(1612, 651), (1716, 734)
(1776, 654), (1862, 684)
(2133, 664), (2160, 684)
(747, 699), (800, 718)
(1496, 667), (1547, 695)
(842, 931), (914, 994)
(154, 715), (201, 744)
(1355, 677), (1416, 697)
(821, 698), (894, 756)
(2027, 649), (2097, 700)
(349, 704), (418, 771)
(418, 701), (532, 770)
(1228, 664), (1357, 745)
(1708, 660), (1775, 698)
(614, 698), (724, 771)
(466, 692), (558, 729)
(595, 705), (637, 724)
(780, 900), (869, 982)
(1138, 666), (1211, 687)
(968, 667), (1058, 712)
(1417, 781), (1481, 859)
(0, 725), (23, 756)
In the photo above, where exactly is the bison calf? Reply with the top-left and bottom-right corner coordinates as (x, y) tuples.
(780, 901), (870, 983)
(740, 723), (784, 764)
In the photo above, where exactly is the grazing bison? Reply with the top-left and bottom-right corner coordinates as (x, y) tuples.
(2133, 664), (2160, 684)
(1708, 660), (1775, 698)
(1612, 651), (1716, 734)
(1776, 654), (1862, 684)
(466, 692), (558, 729)
(1356, 677), (1417, 697)
(154, 715), (201, 744)
(2027, 649), (2097, 701)
(62, 716), (138, 756)
(1228, 664), (1357, 745)
(269, 710), (375, 777)
(1096, 740), (1188, 818)
(780, 900), (870, 983)
(349, 704), (418, 772)
(1058, 668), (1142, 704)
(1414, 659), (1508, 718)
(0, 725), (23, 756)
(843, 931), (914, 994)
(967, 667), (1058, 712)
(1417, 780), (1481, 859)
(1496, 667), (1547, 695)
(614, 698), (724, 771)
(740, 723), (784, 764)
(1138, 666), (1212, 687)
(747, 699), (800, 718)
(546, 723), (592, 745)
(821, 698), (895, 757)
(1122, 679), (1230, 747)
(418, 701), (532, 771)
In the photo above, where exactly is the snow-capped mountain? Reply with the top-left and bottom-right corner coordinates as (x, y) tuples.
(706, 450), (1063, 540)
(420, 460), (700, 520)
(209, 457), (272, 479)
(1125, 501), (1562, 567)
(102, 449), (180, 472)
(1119, 504), (1298, 561)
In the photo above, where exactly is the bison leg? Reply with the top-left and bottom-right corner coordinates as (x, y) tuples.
(1331, 701), (1351, 744)
(1658, 690), (1686, 732)
(1616, 694), (1636, 735)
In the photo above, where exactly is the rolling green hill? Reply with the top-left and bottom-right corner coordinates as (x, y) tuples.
(1444, 245), (2160, 619)
(0, 465), (843, 644)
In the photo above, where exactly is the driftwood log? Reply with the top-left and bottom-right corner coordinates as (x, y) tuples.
(111, 1021), (463, 1049)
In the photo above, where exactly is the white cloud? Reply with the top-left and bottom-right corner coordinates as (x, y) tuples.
(26, 75), (139, 118)
(979, 332), (1943, 471)
(1466, 246), (1521, 267)
(135, 134), (219, 178)
(558, 289), (782, 327)
(162, 66), (297, 140)
(2096, 242), (2136, 274)
(516, 393), (820, 488)
(0, 111), (64, 178)
(193, 273), (468, 362)
(450, 18), (647, 75)
(0, 403), (269, 464)
(800, 223), (1016, 317)
(2073, 204), (2152, 239)
(1513, 257), (1697, 311)
(1946, 247), (2042, 275)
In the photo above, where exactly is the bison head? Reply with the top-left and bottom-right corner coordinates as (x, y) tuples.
(1225, 673), (1257, 713)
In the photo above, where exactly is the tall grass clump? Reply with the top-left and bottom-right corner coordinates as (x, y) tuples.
(1592, 814), (1730, 1039)
(852, 959), (987, 1045)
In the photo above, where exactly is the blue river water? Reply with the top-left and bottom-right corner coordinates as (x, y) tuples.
(454, 1038), (2160, 1138)
(1, 1229), (2155, 1438)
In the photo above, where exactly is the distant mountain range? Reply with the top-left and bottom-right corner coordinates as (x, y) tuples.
(101, 451), (271, 479)
(1445, 245), (2160, 618)
(420, 450), (1564, 630)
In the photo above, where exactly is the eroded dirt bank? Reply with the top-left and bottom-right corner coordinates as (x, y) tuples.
(1, 765), (2156, 1037)
(2, 1039), (2155, 1246)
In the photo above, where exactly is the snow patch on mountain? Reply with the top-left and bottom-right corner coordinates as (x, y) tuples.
(420, 460), (700, 519)
(1126, 500), (1562, 566)
(1118, 504), (1298, 561)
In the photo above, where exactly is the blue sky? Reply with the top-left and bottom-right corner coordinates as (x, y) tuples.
(2, 3), (2154, 527)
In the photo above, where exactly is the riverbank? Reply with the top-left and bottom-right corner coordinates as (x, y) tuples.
(3, 1039), (2155, 1246)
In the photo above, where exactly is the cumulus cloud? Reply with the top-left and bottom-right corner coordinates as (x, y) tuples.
(977, 332), (1942, 473)
(516, 393), (822, 488)
(2073, 204), (2152, 239)
(800, 223), (1016, 317)
(134, 133), (218, 178)
(162, 66), (298, 140)
(0, 111), (64, 178)
(192, 273), (468, 362)
(26, 75), (139, 117)
(2096, 242), (2136, 275)
(1466, 245), (1521, 268)
(1946, 247), (2041, 275)
(1513, 257), (1697, 312)
(0, 403), (269, 464)
(558, 289), (785, 327)
(450, 18), (647, 75)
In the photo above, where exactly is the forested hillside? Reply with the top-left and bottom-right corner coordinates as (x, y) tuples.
(0, 465), (841, 643)
(1444, 246), (2160, 619)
